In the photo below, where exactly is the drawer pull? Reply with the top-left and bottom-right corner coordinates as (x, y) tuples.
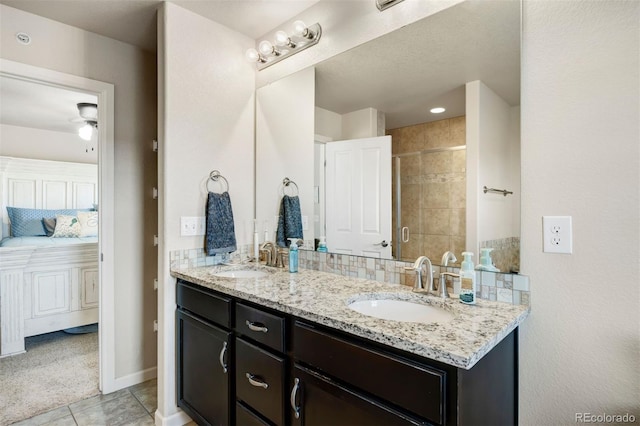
(290, 378), (301, 419)
(246, 373), (269, 389)
(219, 341), (228, 374)
(246, 320), (269, 333)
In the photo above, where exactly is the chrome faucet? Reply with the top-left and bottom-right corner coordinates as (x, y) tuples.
(260, 241), (277, 267)
(437, 272), (460, 299)
(405, 256), (434, 292)
(441, 251), (457, 267)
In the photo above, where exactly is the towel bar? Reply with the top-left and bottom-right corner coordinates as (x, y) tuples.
(483, 186), (513, 196)
(207, 170), (230, 193)
(282, 177), (299, 196)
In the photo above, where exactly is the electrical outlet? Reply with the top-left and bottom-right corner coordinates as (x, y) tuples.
(543, 216), (572, 254)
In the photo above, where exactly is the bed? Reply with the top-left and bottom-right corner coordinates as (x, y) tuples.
(0, 156), (98, 357)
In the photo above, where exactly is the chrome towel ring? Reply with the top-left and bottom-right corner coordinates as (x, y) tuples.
(207, 170), (230, 193)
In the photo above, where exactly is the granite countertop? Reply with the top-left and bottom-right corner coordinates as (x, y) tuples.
(171, 263), (530, 370)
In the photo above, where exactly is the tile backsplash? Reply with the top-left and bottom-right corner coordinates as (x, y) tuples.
(170, 246), (530, 306)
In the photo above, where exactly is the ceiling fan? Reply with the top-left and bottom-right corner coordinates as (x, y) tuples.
(73, 102), (98, 141)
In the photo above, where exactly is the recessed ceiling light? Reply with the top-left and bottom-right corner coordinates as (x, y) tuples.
(430, 107), (446, 114)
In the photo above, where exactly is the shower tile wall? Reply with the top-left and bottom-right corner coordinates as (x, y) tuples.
(388, 116), (466, 262)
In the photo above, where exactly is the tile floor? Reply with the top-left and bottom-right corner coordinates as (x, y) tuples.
(13, 379), (158, 426)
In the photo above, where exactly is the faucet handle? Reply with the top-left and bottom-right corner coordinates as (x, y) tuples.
(437, 272), (460, 299)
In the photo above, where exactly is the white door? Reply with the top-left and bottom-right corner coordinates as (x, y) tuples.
(325, 136), (392, 258)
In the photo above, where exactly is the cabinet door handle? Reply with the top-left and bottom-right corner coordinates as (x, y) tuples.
(290, 378), (301, 419)
(245, 320), (269, 333)
(219, 341), (228, 374)
(245, 373), (269, 389)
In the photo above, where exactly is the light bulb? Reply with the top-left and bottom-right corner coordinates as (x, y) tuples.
(79, 123), (93, 141)
(245, 48), (261, 63)
(293, 20), (309, 38)
(259, 40), (275, 55)
(430, 107), (446, 114)
(275, 30), (292, 47)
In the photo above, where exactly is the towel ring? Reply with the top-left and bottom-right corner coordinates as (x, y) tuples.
(282, 177), (299, 196)
(207, 170), (229, 193)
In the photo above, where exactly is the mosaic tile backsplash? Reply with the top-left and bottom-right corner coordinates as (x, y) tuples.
(170, 245), (530, 306)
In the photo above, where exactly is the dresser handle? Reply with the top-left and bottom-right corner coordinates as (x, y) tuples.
(219, 341), (228, 374)
(290, 378), (301, 419)
(246, 373), (269, 389)
(245, 320), (269, 333)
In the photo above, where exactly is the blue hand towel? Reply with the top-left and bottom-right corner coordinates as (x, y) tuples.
(276, 195), (303, 248)
(206, 191), (237, 255)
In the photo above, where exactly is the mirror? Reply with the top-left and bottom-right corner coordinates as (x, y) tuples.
(256, 0), (521, 272)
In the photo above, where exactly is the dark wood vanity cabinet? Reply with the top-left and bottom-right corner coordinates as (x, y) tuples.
(176, 282), (232, 426)
(176, 279), (518, 426)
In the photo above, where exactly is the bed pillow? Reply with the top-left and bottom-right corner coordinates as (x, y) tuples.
(42, 218), (57, 237)
(6, 207), (91, 237)
(51, 215), (82, 238)
(77, 211), (98, 237)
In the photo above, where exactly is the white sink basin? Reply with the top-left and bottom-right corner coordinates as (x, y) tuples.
(348, 299), (455, 324)
(213, 270), (269, 279)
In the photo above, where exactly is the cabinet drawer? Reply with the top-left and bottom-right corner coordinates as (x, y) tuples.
(236, 402), (271, 426)
(236, 302), (285, 352)
(177, 280), (231, 328)
(236, 338), (286, 426)
(293, 321), (445, 425)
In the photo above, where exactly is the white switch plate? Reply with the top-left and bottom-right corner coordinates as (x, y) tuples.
(181, 216), (206, 236)
(543, 216), (572, 254)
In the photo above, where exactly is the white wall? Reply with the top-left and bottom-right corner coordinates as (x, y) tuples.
(520, 1), (639, 424)
(467, 80), (520, 255)
(0, 124), (98, 164)
(342, 107), (379, 140)
(256, 68), (315, 245)
(315, 106), (341, 140)
(158, 2), (255, 423)
(0, 4), (157, 383)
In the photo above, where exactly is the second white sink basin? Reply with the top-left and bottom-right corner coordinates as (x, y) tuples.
(348, 299), (455, 324)
(213, 270), (269, 279)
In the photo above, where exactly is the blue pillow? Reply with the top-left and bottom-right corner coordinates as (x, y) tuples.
(6, 207), (90, 237)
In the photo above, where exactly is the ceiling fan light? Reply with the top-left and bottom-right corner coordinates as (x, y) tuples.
(79, 123), (94, 141)
(77, 102), (98, 121)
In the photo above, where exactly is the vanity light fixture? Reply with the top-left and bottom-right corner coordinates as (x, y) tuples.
(376, 0), (405, 11)
(430, 107), (446, 114)
(246, 20), (322, 70)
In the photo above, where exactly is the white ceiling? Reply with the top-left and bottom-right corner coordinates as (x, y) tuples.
(0, 0), (520, 133)
(0, 0), (321, 52)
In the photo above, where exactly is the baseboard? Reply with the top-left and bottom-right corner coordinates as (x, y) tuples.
(154, 408), (192, 426)
(103, 366), (157, 394)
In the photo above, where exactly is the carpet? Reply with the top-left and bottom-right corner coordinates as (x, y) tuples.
(0, 330), (100, 425)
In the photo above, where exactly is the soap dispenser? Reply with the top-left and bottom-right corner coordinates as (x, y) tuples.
(317, 236), (328, 253)
(287, 238), (299, 273)
(459, 252), (476, 305)
(477, 247), (499, 272)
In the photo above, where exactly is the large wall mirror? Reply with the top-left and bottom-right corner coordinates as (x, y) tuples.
(256, 0), (521, 272)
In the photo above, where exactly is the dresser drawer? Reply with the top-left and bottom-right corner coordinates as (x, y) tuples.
(236, 338), (286, 426)
(293, 321), (446, 425)
(236, 302), (285, 352)
(177, 280), (231, 328)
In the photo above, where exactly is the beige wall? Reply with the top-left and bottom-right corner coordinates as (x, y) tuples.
(158, 2), (255, 421)
(519, 1), (639, 423)
(0, 4), (158, 380)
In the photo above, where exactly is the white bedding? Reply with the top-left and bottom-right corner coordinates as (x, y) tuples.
(0, 236), (98, 248)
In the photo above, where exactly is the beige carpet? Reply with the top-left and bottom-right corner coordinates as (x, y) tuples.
(0, 330), (100, 425)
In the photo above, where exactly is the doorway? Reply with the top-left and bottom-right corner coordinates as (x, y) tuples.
(0, 59), (116, 410)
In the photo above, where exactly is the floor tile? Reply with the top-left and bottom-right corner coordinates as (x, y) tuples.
(119, 414), (155, 426)
(12, 406), (72, 426)
(71, 393), (148, 426)
(68, 388), (130, 414)
(42, 415), (77, 426)
(129, 379), (157, 414)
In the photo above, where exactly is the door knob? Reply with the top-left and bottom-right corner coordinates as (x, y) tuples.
(374, 240), (389, 247)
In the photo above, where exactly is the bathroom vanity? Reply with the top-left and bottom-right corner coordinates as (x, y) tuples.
(173, 265), (528, 426)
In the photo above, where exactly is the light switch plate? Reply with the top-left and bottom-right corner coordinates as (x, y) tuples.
(181, 216), (206, 236)
(543, 216), (572, 254)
